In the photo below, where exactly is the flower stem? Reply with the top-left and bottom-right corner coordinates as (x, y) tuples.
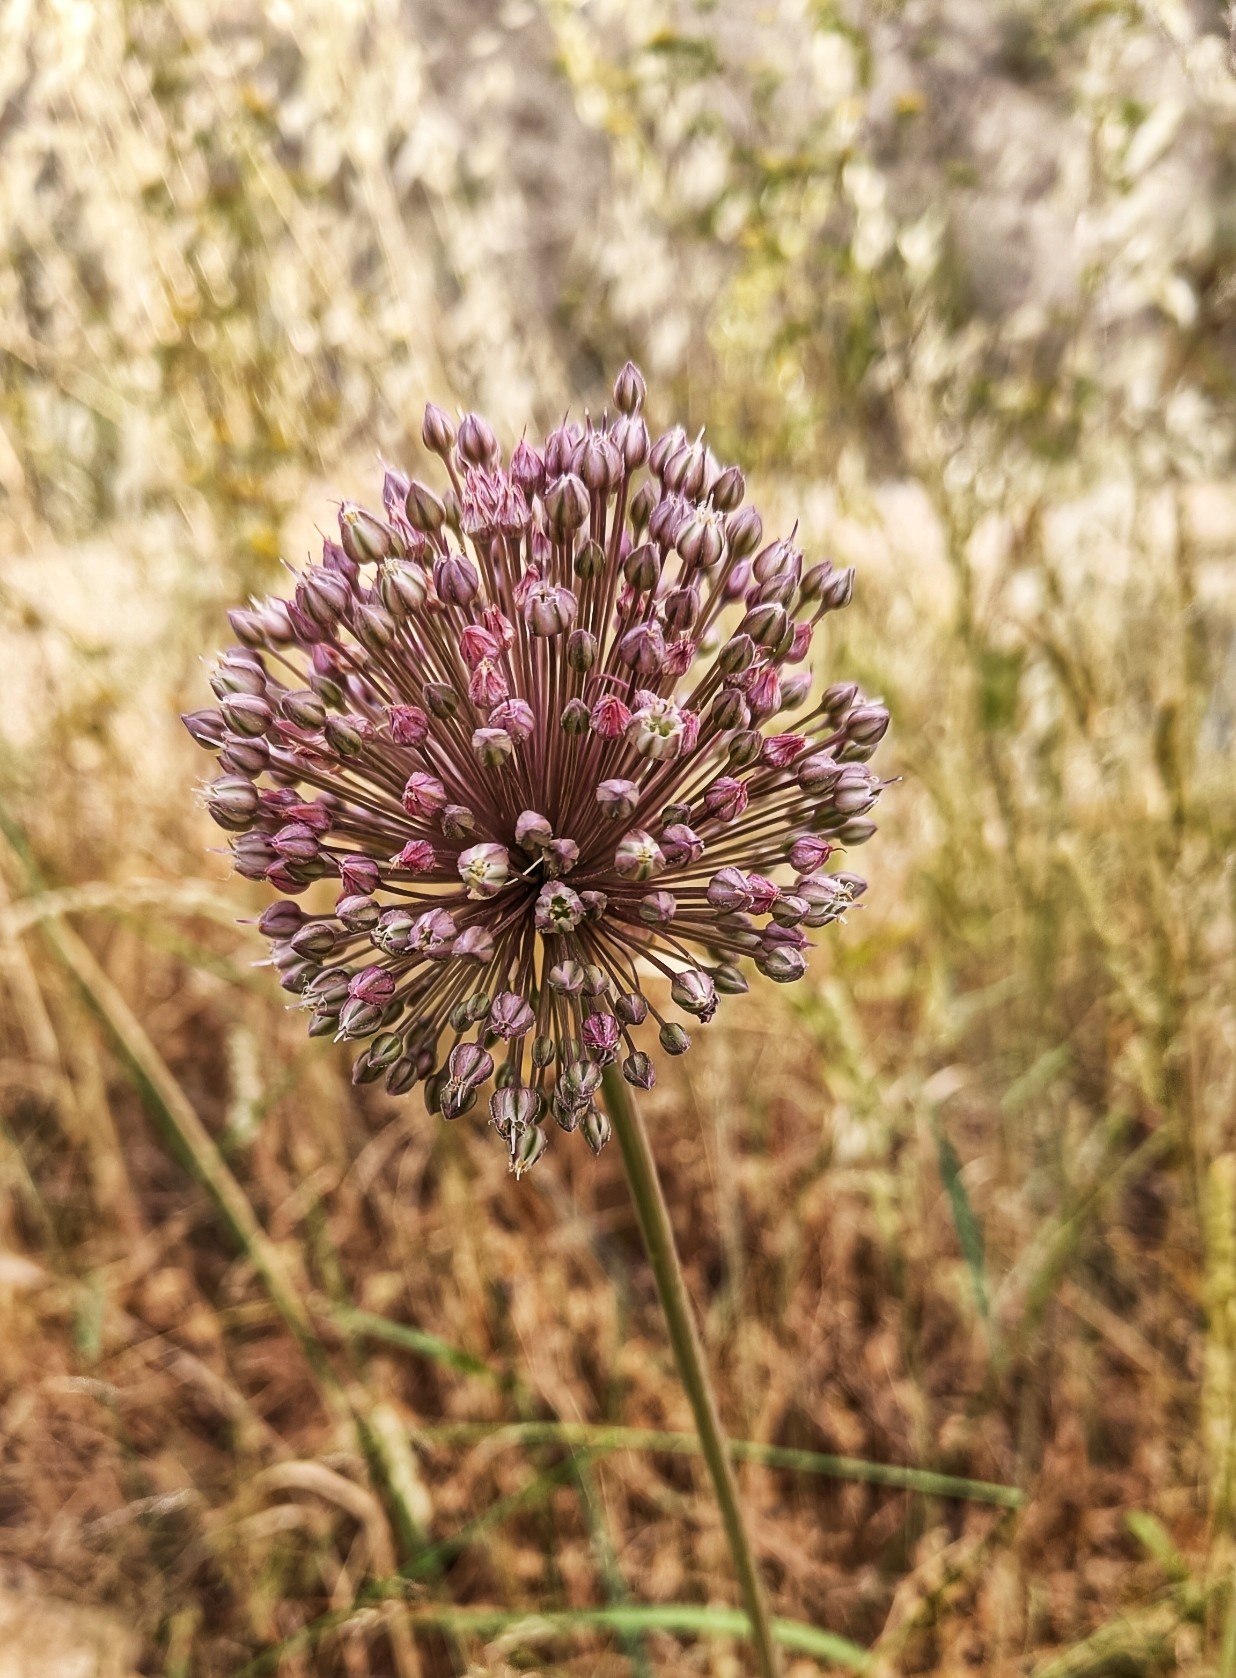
(601, 1066), (782, 1678)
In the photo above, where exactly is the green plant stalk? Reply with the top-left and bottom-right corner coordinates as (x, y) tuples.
(602, 1065), (781, 1678)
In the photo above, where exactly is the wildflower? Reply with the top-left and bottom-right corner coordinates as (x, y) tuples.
(188, 364), (887, 1174)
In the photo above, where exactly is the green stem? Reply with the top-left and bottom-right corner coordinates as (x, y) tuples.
(602, 1066), (781, 1678)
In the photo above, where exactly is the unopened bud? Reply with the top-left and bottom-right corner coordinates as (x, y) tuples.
(614, 360), (646, 415)
(422, 402), (456, 458)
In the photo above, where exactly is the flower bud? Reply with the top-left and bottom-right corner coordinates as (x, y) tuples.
(279, 689), (325, 730)
(616, 621), (666, 676)
(457, 411), (499, 468)
(440, 1080), (478, 1120)
(449, 1042), (494, 1089)
(614, 830), (665, 882)
(512, 1123), (548, 1177)
(515, 810), (553, 852)
(206, 774), (259, 831)
(845, 703), (890, 747)
(323, 714), (367, 758)
(725, 728), (762, 768)
(582, 1013), (620, 1061)
(676, 512), (724, 570)
(725, 505), (763, 558)
(614, 360), (646, 415)
(422, 402), (456, 458)
(779, 671), (813, 710)
(405, 479), (446, 534)
(510, 437), (545, 497)
(661, 824), (704, 867)
(440, 804), (477, 840)
(491, 1085), (543, 1137)
(591, 695), (632, 740)
(639, 890), (678, 925)
(387, 704), (429, 746)
(658, 1022), (691, 1056)
(353, 601), (396, 653)
(543, 473), (590, 538)
(471, 726), (513, 768)
(491, 991), (536, 1040)
(574, 537), (605, 581)
(566, 628), (598, 673)
(629, 480), (657, 533)
(712, 963), (750, 996)
(433, 551), (480, 606)
(581, 1104), (612, 1155)
(258, 901), (305, 939)
(757, 946), (807, 984)
(402, 772), (447, 819)
(623, 543), (660, 593)
(337, 893), (380, 931)
(577, 431), (620, 493)
(544, 837), (579, 877)
(710, 689), (751, 733)
(338, 503), (393, 565)
(615, 414), (650, 470)
(380, 559), (428, 616)
(711, 464), (745, 512)
(290, 919), (339, 960)
(619, 1049), (655, 1090)
(671, 969), (717, 1021)
(718, 634), (756, 677)
(561, 698), (591, 735)
(219, 692), (272, 738)
(587, 784), (638, 834)
(708, 868), (753, 913)
(798, 753), (841, 795)
(560, 1058), (603, 1107)
(835, 815), (878, 844)
(182, 709), (225, 749)
(820, 566), (855, 611)
(740, 602), (788, 648)
(703, 777), (749, 823)
(523, 582), (577, 637)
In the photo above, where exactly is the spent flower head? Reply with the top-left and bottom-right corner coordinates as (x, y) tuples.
(187, 365), (888, 1174)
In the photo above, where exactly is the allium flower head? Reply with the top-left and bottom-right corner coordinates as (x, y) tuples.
(187, 366), (888, 1175)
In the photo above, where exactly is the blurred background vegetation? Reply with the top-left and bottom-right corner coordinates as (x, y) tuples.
(2, 0), (1236, 1672)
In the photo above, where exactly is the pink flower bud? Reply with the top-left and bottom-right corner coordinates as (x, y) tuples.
(591, 695), (632, 739)
(596, 779), (640, 822)
(703, 777), (749, 823)
(401, 772), (447, 818)
(339, 855), (381, 896)
(393, 840), (436, 873)
(489, 697), (535, 741)
(459, 624), (501, 668)
(523, 582), (577, 637)
(467, 658), (509, 708)
(387, 704), (429, 746)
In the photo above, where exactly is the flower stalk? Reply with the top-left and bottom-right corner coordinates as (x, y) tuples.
(602, 1063), (781, 1678)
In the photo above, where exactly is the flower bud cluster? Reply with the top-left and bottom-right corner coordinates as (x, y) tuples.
(188, 365), (888, 1174)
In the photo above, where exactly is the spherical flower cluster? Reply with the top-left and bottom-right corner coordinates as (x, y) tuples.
(186, 365), (888, 1175)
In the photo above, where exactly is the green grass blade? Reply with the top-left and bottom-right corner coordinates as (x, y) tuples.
(242, 1597), (871, 1673)
(931, 1112), (991, 1328)
(415, 1420), (1024, 1507)
(320, 1299), (501, 1382)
